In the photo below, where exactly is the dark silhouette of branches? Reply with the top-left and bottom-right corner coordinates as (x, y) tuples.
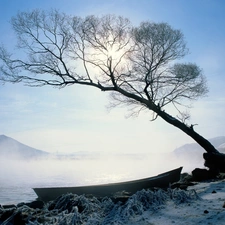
(0, 10), (219, 156)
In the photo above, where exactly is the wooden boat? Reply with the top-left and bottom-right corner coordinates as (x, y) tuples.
(33, 167), (182, 201)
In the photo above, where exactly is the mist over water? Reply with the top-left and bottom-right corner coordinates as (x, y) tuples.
(1, 135), (224, 205)
(0, 152), (203, 205)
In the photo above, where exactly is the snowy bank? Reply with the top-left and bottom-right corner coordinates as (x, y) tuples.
(1, 179), (225, 224)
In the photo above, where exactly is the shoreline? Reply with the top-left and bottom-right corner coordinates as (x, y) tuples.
(1, 179), (225, 224)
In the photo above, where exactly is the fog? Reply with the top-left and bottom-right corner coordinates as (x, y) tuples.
(4, 131), (222, 205)
(0, 152), (204, 188)
(0, 151), (207, 205)
(3, 135), (224, 194)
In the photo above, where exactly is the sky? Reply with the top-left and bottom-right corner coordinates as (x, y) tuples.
(0, 0), (225, 155)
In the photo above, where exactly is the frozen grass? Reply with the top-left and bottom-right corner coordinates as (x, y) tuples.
(0, 187), (200, 225)
(2, 179), (225, 224)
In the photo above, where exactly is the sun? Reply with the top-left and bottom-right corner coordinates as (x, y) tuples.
(85, 35), (132, 75)
(107, 44), (118, 59)
(104, 41), (130, 68)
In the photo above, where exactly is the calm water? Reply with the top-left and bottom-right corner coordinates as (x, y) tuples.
(0, 154), (186, 205)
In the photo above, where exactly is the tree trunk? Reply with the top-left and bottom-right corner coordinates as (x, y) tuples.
(157, 109), (218, 153)
(118, 88), (225, 173)
(157, 109), (225, 172)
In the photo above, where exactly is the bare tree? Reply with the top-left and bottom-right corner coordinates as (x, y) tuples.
(0, 10), (224, 171)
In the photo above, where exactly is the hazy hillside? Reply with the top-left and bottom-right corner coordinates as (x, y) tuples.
(1, 134), (225, 164)
(0, 135), (49, 159)
(174, 136), (225, 155)
(172, 136), (225, 169)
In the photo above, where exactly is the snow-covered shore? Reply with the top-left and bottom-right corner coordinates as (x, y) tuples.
(1, 179), (225, 225)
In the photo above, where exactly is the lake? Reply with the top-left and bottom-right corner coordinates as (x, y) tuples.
(0, 153), (188, 205)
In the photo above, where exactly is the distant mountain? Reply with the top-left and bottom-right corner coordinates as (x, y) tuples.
(0, 135), (49, 159)
(218, 142), (225, 152)
(172, 136), (225, 165)
(174, 136), (225, 155)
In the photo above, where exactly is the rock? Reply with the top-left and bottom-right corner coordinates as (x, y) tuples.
(2, 204), (16, 209)
(192, 168), (217, 181)
(27, 200), (45, 209)
(17, 202), (26, 208)
(218, 173), (225, 179)
(223, 202), (225, 208)
(17, 200), (44, 209)
(111, 196), (130, 204)
(170, 182), (187, 189)
(12, 211), (26, 225)
(179, 173), (194, 183)
(204, 152), (225, 173)
(180, 173), (190, 180)
(0, 208), (15, 223)
(170, 172), (197, 190)
(204, 210), (209, 214)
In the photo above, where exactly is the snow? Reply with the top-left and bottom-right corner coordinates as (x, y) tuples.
(1, 179), (225, 224)
(144, 180), (225, 225)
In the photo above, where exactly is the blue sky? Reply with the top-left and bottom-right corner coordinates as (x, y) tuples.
(0, 0), (225, 154)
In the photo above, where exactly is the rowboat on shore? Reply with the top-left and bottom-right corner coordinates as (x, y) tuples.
(33, 167), (182, 201)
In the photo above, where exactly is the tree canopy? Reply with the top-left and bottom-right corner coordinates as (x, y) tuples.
(1, 10), (217, 155)
(0, 10), (207, 118)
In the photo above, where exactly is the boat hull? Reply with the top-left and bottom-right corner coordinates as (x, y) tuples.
(33, 167), (182, 201)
